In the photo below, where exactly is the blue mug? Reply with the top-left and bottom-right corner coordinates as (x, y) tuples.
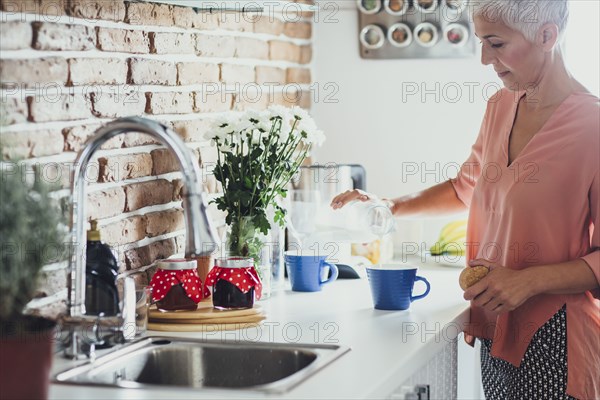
(366, 265), (430, 310)
(285, 251), (339, 292)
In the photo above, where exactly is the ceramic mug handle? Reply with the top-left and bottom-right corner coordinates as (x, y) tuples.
(410, 276), (431, 302)
(320, 262), (339, 285)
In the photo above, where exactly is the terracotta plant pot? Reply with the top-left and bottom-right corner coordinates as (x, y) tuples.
(0, 317), (56, 400)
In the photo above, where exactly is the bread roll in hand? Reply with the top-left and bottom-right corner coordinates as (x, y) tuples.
(459, 265), (489, 290)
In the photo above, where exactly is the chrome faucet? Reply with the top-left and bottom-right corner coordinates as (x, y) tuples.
(62, 117), (218, 359)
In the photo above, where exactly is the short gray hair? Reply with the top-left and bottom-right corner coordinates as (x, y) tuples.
(471, 0), (569, 42)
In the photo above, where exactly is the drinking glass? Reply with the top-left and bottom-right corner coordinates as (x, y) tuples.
(287, 190), (321, 250)
(135, 286), (152, 336)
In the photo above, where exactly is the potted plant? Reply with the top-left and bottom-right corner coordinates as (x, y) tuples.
(0, 161), (67, 399)
(205, 105), (325, 298)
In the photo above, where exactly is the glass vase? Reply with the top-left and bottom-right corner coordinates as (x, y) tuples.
(223, 216), (273, 300)
(267, 209), (285, 293)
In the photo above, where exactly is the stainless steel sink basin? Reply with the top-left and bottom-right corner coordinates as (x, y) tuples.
(54, 337), (350, 393)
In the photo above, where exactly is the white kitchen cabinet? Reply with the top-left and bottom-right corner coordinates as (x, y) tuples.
(388, 337), (458, 400)
(384, 334), (483, 400)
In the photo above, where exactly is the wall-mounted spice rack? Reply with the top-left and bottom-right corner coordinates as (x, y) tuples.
(357, 0), (476, 59)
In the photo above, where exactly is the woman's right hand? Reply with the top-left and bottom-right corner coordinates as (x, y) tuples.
(330, 189), (377, 209)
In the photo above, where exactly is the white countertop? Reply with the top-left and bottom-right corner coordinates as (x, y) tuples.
(50, 256), (469, 399)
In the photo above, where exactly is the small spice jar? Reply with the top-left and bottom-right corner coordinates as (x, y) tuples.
(357, 0), (382, 14)
(445, 0), (467, 12)
(444, 23), (469, 46)
(384, 0), (408, 16)
(388, 23), (413, 48)
(415, 0), (438, 13)
(204, 257), (262, 310)
(414, 22), (439, 47)
(150, 259), (207, 312)
(360, 25), (386, 50)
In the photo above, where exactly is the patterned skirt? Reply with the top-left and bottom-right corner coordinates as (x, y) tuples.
(480, 305), (577, 400)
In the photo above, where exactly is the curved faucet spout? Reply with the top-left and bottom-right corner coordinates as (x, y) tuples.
(68, 117), (218, 317)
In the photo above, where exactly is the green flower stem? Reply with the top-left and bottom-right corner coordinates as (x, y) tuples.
(252, 118), (292, 211)
(271, 119), (299, 169)
(262, 127), (300, 201)
(215, 140), (232, 211)
(264, 148), (309, 209)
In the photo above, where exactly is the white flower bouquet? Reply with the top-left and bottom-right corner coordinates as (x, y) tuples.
(205, 105), (325, 260)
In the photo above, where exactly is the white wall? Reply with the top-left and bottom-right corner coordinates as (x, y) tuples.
(565, 0), (600, 96)
(310, 1), (499, 245)
(310, 1), (600, 246)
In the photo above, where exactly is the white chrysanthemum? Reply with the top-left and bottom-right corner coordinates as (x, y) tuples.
(258, 120), (272, 135)
(217, 142), (233, 153)
(204, 132), (214, 142)
(267, 104), (292, 121)
(304, 128), (326, 146)
(249, 129), (265, 147)
(226, 113), (243, 124)
(245, 109), (262, 120)
(232, 117), (253, 134)
(291, 106), (311, 122)
(297, 116), (317, 136)
(246, 109), (267, 125)
(246, 109), (272, 136)
(279, 118), (293, 141)
(206, 115), (237, 142)
(229, 130), (245, 147)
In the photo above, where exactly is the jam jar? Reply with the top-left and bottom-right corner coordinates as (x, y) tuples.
(204, 257), (263, 310)
(150, 259), (205, 312)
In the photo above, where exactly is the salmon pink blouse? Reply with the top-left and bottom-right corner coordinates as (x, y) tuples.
(451, 89), (600, 400)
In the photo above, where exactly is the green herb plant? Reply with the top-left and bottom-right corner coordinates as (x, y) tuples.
(0, 162), (66, 323)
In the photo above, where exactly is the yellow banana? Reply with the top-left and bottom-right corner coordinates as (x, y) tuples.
(430, 241), (445, 255)
(430, 220), (468, 255)
(440, 228), (467, 246)
(441, 241), (466, 256)
(440, 220), (467, 239)
(431, 240), (466, 256)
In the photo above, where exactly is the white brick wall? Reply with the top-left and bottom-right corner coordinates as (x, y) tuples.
(0, 0), (314, 318)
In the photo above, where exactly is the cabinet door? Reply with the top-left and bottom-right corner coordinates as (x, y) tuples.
(457, 333), (483, 399)
(388, 337), (457, 400)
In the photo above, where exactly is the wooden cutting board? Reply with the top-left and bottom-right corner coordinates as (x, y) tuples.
(151, 312), (266, 325)
(148, 299), (265, 331)
(149, 299), (262, 320)
(148, 321), (263, 332)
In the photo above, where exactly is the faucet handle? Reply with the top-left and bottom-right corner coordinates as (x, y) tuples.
(60, 314), (119, 359)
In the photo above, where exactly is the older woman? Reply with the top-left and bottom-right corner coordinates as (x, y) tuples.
(332, 0), (599, 398)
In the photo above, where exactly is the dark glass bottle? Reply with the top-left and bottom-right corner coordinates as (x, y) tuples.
(85, 220), (119, 316)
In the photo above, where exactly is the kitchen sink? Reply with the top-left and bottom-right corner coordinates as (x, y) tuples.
(54, 337), (350, 393)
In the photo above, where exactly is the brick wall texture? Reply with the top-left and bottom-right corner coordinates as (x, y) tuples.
(0, 0), (313, 317)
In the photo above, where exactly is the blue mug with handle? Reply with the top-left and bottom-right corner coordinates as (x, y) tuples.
(366, 265), (430, 310)
(285, 251), (339, 292)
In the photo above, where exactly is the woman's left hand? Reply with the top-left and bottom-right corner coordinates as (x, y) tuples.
(463, 259), (536, 315)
